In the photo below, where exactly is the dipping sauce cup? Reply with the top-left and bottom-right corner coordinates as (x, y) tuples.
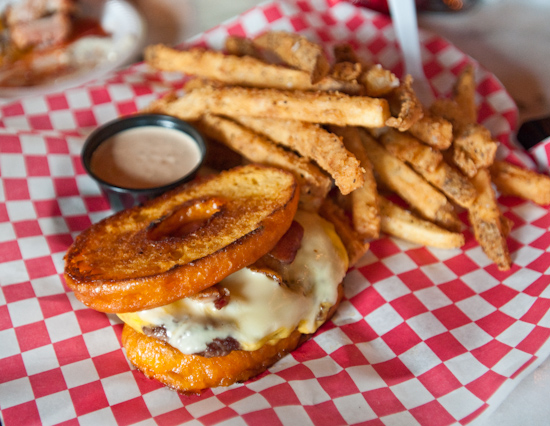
(82, 114), (206, 211)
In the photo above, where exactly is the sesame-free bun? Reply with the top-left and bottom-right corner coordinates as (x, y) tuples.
(64, 165), (299, 313)
(121, 283), (343, 394)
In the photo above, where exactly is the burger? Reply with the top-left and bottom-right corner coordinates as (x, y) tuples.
(64, 164), (349, 393)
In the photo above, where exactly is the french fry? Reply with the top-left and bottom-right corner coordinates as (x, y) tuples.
(453, 64), (477, 125)
(408, 109), (453, 150)
(195, 114), (332, 210)
(431, 86), (497, 177)
(234, 117), (363, 195)
(430, 64), (509, 269)
(183, 77), (226, 92)
(430, 98), (469, 128)
(319, 197), (370, 267)
(149, 85), (391, 128)
(333, 43), (362, 64)
(253, 31), (330, 84)
(468, 168), (511, 271)
(500, 213), (514, 237)
(358, 128), (462, 231)
(385, 75), (424, 132)
(490, 160), (550, 205)
(361, 64), (400, 97)
(225, 35), (261, 58)
(378, 128), (442, 173)
(432, 64), (479, 128)
(452, 123), (498, 177)
(330, 61), (362, 82)
(421, 163), (478, 208)
(329, 125), (380, 239)
(333, 43), (399, 97)
(379, 128), (477, 208)
(379, 196), (465, 249)
(145, 45), (362, 94)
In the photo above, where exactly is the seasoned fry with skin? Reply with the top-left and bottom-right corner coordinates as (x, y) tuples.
(195, 114), (331, 210)
(378, 128), (477, 208)
(329, 125), (380, 239)
(149, 85), (391, 128)
(319, 197), (370, 266)
(385, 75), (424, 132)
(490, 160), (550, 206)
(433, 64), (479, 127)
(253, 31), (330, 84)
(420, 163), (478, 208)
(225, 35), (261, 58)
(333, 43), (361, 64)
(147, 89), (206, 120)
(332, 44), (366, 87)
(358, 129), (461, 231)
(331, 44), (364, 83)
(234, 117), (363, 195)
(468, 168), (511, 271)
(361, 64), (400, 97)
(430, 98), (469, 128)
(500, 213), (514, 237)
(431, 97), (497, 177)
(183, 77), (226, 93)
(379, 196), (465, 249)
(145, 45), (362, 94)
(379, 128), (443, 173)
(330, 61), (362, 82)
(408, 109), (453, 150)
(329, 44), (365, 86)
(332, 43), (398, 97)
(453, 65), (477, 124)
(452, 123), (498, 177)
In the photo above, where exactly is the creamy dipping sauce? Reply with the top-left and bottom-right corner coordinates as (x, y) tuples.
(90, 125), (202, 189)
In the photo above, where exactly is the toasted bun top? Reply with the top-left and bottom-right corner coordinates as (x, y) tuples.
(64, 165), (299, 313)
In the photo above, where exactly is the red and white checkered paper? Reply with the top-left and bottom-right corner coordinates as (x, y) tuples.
(2, 1), (550, 425)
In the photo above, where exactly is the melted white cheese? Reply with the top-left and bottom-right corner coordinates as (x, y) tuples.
(118, 210), (348, 353)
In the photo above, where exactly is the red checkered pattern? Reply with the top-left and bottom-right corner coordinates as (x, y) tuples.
(1, 0), (549, 425)
(530, 137), (550, 174)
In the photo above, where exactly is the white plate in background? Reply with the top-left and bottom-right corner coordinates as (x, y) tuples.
(0, 0), (146, 100)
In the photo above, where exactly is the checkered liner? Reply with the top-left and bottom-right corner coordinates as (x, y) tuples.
(2, 1), (550, 425)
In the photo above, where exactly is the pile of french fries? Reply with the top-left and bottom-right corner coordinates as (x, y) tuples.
(144, 31), (550, 271)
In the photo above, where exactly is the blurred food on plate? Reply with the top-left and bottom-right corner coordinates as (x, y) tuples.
(0, 0), (112, 87)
